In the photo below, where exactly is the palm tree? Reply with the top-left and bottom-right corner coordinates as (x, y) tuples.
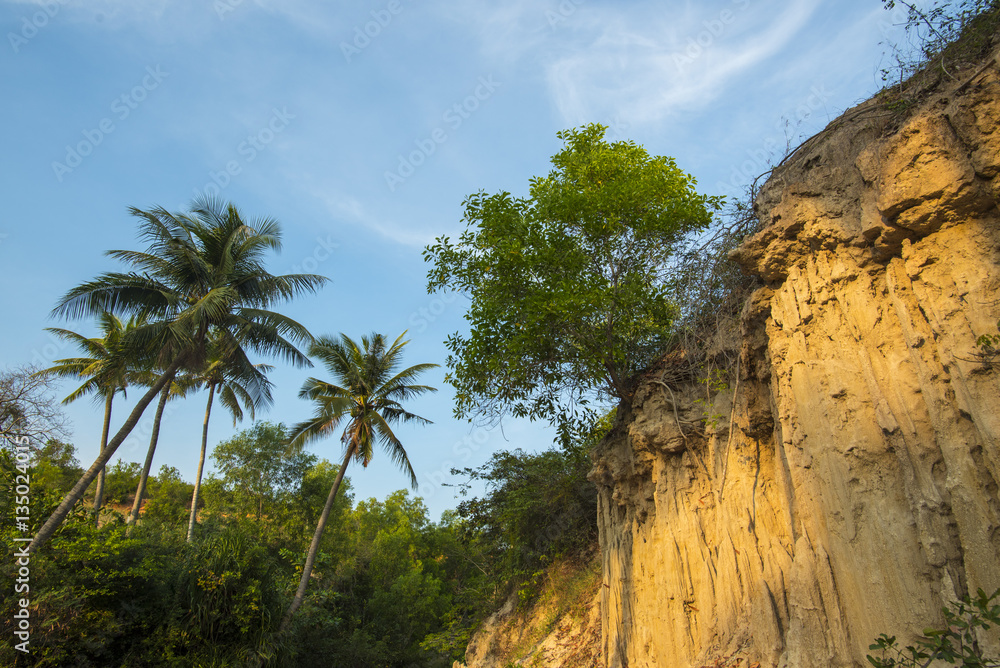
(40, 312), (149, 522)
(29, 199), (328, 554)
(279, 332), (437, 630)
(187, 334), (273, 542)
(126, 372), (197, 526)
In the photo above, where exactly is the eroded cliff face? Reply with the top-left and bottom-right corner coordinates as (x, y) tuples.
(590, 47), (1000, 668)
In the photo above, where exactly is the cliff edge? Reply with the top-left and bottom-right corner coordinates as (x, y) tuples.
(589, 43), (1000, 668)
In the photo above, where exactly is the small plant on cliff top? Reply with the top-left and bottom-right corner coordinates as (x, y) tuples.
(867, 588), (1000, 667)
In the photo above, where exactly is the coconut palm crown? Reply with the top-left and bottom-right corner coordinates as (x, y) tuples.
(287, 331), (439, 487)
(40, 311), (153, 518)
(280, 331), (437, 629)
(29, 198), (328, 554)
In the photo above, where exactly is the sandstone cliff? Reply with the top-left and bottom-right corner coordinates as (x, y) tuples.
(588, 44), (1000, 668)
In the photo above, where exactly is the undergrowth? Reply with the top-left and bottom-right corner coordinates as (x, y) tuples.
(868, 588), (1000, 667)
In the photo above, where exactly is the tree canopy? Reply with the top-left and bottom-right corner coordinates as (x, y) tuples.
(424, 123), (720, 427)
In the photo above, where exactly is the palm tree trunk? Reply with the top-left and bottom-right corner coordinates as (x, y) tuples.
(127, 383), (170, 526)
(280, 444), (353, 631)
(186, 382), (215, 543)
(28, 361), (183, 554)
(92, 391), (114, 526)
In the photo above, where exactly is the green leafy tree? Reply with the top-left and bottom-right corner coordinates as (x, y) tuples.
(294, 458), (354, 535)
(424, 123), (720, 427)
(450, 411), (609, 603)
(210, 421), (317, 522)
(102, 460), (142, 505)
(281, 332), (438, 630)
(142, 465), (194, 525)
(30, 439), (83, 494)
(30, 198), (327, 553)
(289, 491), (457, 668)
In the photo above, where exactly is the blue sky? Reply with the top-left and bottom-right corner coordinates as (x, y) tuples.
(1, 0), (914, 520)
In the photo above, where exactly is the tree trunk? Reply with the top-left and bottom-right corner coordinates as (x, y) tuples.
(280, 444), (353, 631)
(186, 382), (215, 543)
(28, 360), (182, 554)
(127, 383), (171, 526)
(92, 391), (114, 526)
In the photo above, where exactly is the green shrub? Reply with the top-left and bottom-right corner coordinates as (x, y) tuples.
(867, 588), (1000, 667)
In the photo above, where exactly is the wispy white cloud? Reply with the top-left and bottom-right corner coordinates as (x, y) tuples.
(427, 0), (822, 128)
(429, 0), (555, 65)
(543, 0), (822, 127)
(314, 189), (437, 248)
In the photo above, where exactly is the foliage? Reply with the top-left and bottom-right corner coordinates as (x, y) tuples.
(287, 332), (438, 484)
(174, 524), (286, 663)
(971, 319), (1000, 368)
(42, 311), (153, 409)
(867, 588), (1000, 667)
(29, 439), (83, 495)
(282, 330), (438, 629)
(286, 491), (459, 668)
(669, 182), (762, 346)
(450, 414), (608, 606)
(207, 421), (321, 523)
(878, 0), (1000, 113)
(32, 198), (329, 552)
(53, 199), (327, 374)
(693, 366), (731, 431)
(143, 465), (195, 525)
(0, 508), (289, 667)
(1, 445), (473, 668)
(424, 123), (720, 427)
(102, 460), (142, 505)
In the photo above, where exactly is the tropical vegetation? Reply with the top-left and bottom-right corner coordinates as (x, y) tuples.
(424, 123), (721, 432)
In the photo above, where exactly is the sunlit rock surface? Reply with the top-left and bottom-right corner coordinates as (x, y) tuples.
(591, 44), (1000, 668)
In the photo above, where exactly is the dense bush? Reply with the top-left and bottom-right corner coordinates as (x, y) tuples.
(450, 414), (607, 608)
(0, 422), (490, 667)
